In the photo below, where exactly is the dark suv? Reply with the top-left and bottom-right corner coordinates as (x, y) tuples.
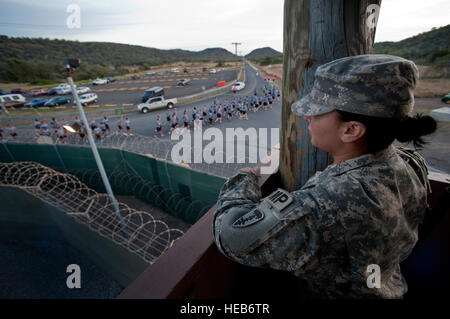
(141, 86), (164, 102)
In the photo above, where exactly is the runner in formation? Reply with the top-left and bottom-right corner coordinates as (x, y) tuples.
(152, 84), (280, 136)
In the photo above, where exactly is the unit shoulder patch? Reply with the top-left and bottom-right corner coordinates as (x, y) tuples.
(232, 209), (265, 228)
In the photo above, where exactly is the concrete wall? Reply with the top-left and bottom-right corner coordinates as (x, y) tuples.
(0, 143), (226, 224)
(0, 186), (149, 287)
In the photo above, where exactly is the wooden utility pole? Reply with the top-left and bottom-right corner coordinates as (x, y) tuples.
(280, 0), (382, 191)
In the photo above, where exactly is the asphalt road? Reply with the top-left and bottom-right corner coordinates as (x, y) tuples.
(128, 61), (281, 138)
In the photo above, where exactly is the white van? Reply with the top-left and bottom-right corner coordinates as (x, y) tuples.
(170, 68), (180, 73)
(0, 94), (26, 103)
(0, 94), (26, 108)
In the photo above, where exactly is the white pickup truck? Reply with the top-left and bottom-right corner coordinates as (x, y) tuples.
(137, 96), (178, 113)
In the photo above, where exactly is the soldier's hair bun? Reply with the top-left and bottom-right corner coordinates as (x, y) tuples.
(337, 110), (437, 153)
(395, 114), (437, 148)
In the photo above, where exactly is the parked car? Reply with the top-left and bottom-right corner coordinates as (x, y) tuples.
(44, 96), (71, 107)
(146, 71), (155, 76)
(177, 78), (191, 86)
(24, 98), (48, 108)
(106, 77), (116, 83)
(141, 86), (164, 102)
(0, 94), (26, 108)
(56, 83), (71, 89)
(171, 68), (180, 73)
(157, 71), (163, 75)
(232, 82), (245, 92)
(92, 78), (107, 85)
(76, 86), (91, 94)
(56, 87), (72, 95)
(441, 92), (450, 104)
(31, 89), (48, 96)
(79, 93), (98, 106)
(47, 88), (59, 95)
(137, 96), (178, 113)
(209, 69), (217, 74)
(0, 89), (8, 95)
(10, 88), (26, 94)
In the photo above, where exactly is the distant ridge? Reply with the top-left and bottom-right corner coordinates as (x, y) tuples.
(0, 36), (239, 83)
(245, 47), (283, 59)
(0, 36), (237, 65)
(374, 24), (449, 69)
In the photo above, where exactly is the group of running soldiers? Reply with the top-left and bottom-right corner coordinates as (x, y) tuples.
(29, 115), (133, 143)
(154, 86), (280, 137)
(2, 84), (280, 143)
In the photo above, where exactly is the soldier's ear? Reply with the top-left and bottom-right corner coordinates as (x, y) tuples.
(341, 121), (366, 143)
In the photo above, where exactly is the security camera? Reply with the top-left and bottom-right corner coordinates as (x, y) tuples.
(63, 58), (80, 70)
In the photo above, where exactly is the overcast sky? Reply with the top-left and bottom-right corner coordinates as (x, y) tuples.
(0, 0), (448, 55)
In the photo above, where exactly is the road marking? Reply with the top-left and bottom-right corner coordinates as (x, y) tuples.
(163, 86), (171, 89)
(122, 104), (133, 106)
(193, 78), (199, 80)
(88, 105), (100, 108)
(55, 106), (66, 109)
(105, 104), (117, 107)
(118, 88), (128, 91)
(40, 107), (50, 109)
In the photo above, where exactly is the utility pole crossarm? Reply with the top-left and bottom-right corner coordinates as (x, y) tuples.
(231, 42), (242, 56)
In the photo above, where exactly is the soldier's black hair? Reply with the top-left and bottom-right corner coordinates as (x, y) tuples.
(336, 110), (437, 153)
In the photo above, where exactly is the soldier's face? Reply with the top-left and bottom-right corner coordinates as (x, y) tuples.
(304, 110), (343, 153)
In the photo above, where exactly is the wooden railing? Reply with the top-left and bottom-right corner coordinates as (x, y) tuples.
(118, 171), (450, 299)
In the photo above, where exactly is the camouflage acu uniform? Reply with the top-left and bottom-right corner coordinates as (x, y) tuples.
(213, 55), (431, 298)
(214, 146), (430, 298)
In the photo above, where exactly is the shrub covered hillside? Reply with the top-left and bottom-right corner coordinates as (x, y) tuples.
(374, 24), (450, 77)
(245, 25), (449, 77)
(0, 36), (238, 84)
(246, 47), (283, 66)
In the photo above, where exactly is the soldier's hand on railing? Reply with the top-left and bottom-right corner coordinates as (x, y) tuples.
(240, 166), (260, 176)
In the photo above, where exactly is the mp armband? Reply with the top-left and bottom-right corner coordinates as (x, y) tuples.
(220, 189), (298, 254)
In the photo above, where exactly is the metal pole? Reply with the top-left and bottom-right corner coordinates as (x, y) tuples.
(67, 76), (129, 238)
(0, 102), (9, 117)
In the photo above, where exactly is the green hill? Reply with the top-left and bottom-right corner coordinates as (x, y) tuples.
(246, 47), (283, 59)
(374, 24), (450, 76)
(0, 36), (238, 84)
(245, 47), (283, 66)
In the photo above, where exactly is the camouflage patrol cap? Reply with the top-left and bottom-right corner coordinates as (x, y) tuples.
(291, 54), (419, 118)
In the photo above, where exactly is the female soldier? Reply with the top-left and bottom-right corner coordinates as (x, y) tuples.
(213, 55), (437, 299)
